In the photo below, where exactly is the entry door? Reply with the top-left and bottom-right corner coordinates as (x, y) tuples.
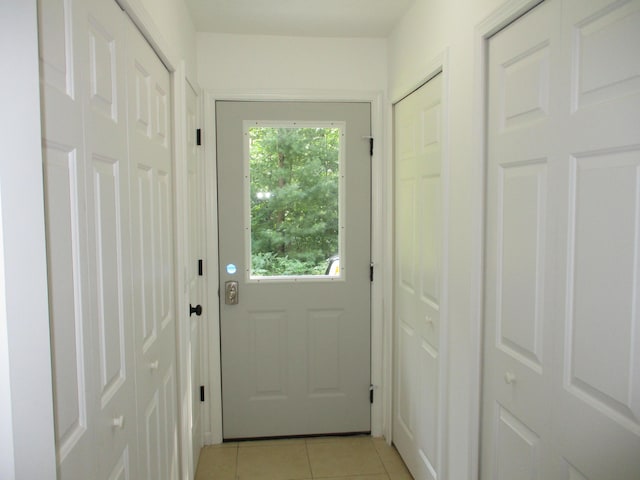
(217, 101), (372, 439)
(482, 0), (640, 478)
(393, 74), (446, 480)
(186, 80), (204, 468)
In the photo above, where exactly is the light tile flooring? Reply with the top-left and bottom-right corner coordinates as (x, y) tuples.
(195, 436), (414, 480)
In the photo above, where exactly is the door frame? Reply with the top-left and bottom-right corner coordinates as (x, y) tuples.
(470, 1), (546, 479)
(203, 90), (386, 443)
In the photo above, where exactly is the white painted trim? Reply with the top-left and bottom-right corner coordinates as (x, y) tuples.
(115, 0), (178, 72)
(389, 48), (451, 478)
(0, 2), (56, 478)
(470, 2), (545, 479)
(203, 89), (387, 442)
(171, 59), (194, 480)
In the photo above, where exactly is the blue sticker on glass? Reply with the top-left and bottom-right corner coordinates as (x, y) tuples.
(226, 264), (237, 275)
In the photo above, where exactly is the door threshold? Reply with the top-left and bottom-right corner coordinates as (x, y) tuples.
(224, 431), (372, 443)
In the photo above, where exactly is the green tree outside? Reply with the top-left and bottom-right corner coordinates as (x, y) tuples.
(249, 126), (341, 276)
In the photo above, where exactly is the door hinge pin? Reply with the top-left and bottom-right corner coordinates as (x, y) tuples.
(200, 385), (205, 402)
(369, 385), (374, 404)
(196, 128), (202, 146)
(370, 262), (374, 282)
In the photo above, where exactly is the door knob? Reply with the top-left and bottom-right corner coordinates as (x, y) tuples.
(112, 415), (125, 429)
(190, 304), (202, 316)
(504, 371), (517, 384)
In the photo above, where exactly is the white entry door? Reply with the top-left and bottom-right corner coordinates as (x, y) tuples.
(393, 73), (447, 480)
(482, 0), (640, 478)
(217, 101), (372, 439)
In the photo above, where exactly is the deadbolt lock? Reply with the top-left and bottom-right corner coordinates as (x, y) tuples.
(225, 281), (239, 305)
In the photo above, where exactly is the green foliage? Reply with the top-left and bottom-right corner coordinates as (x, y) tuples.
(251, 252), (326, 277)
(249, 127), (340, 276)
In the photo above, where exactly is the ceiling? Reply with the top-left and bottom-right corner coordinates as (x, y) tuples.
(185, 0), (415, 38)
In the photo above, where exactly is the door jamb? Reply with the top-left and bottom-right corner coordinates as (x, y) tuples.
(203, 90), (386, 443)
(471, 1), (545, 479)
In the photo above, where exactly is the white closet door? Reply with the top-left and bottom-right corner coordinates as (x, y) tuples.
(482, 1), (640, 479)
(41, 0), (179, 478)
(39, 0), (96, 477)
(185, 80), (204, 471)
(83, 0), (139, 478)
(482, 2), (561, 478)
(552, 0), (640, 477)
(80, 0), (138, 479)
(393, 73), (446, 480)
(126, 15), (178, 480)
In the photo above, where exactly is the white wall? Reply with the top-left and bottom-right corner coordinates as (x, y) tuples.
(197, 33), (387, 92)
(126, 0), (198, 81)
(0, 1), (57, 479)
(387, 1), (511, 479)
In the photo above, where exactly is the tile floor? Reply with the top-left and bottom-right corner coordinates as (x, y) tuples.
(195, 436), (414, 480)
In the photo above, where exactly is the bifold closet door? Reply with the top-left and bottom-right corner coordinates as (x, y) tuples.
(39, 0), (178, 478)
(126, 14), (179, 480)
(40, 0), (138, 477)
(482, 0), (640, 478)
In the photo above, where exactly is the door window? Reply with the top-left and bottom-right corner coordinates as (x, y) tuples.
(244, 122), (345, 280)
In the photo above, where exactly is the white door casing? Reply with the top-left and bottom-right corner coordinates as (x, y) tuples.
(217, 100), (372, 439)
(40, 0), (179, 478)
(482, 0), (640, 478)
(393, 72), (448, 480)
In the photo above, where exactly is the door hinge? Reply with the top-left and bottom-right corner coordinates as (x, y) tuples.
(362, 136), (374, 156)
(369, 385), (374, 404)
(200, 385), (205, 402)
(198, 259), (203, 276)
(196, 128), (202, 146)
(370, 262), (374, 282)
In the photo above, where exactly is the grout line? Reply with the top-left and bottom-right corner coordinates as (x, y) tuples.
(234, 444), (239, 480)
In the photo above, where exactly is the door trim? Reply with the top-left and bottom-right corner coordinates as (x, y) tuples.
(204, 90), (386, 443)
(471, 2), (546, 479)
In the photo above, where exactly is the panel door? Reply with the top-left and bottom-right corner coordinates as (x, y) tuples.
(552, 0), (640, 477)
(125, 15), (178, 480)
(482, 1), (640, 479)
(393, 73), (446, 480)
(217, 101), (372, 439)
(186, 80), (204, 469)
(83, 0), (139, 478)
(482, 2), (561, 478)
(39, 0), (96, 477)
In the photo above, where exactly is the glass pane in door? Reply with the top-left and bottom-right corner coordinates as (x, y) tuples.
(246, 123), (344, 278)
